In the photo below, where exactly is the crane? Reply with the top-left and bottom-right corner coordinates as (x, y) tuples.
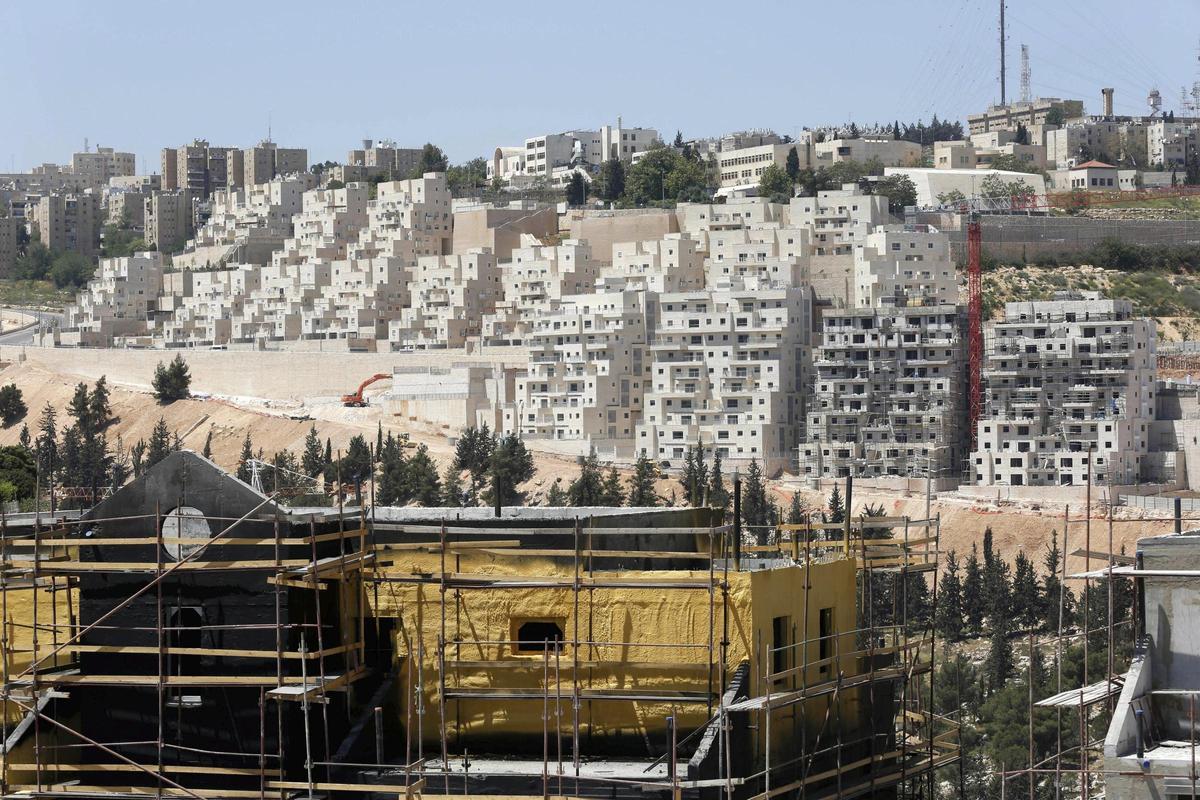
(341, 373), (390, 407)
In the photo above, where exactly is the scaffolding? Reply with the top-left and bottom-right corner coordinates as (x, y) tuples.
(0, 473), (957, 800)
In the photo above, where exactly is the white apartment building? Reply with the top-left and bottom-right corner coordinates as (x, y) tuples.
(178, 174), (317, 267)
(799, 304), (965, 482)
(637, 279), (813, 474)
(493, 120), (659, 181)
(346, 139), (423, 178)
(814, 137), (921, 167)
(71, 147), (136, 187)
(967, 98), (1085, 135)
(716, 143), (801, 190)
(484, 237), (599, 343)
(788, 185), (889, 256)
(853, 225), (958, 308)
(274, 183), (370, 267)
(63, 252), (164, 346)
(704, 227), (811, 287)
(971, 293), (1157, 487)
(598, 234), (705, 293)
(391, 249), (502, 349)
(504, 289), (651, 448)
(1147, 120), (1200, 168)
(676, 198), (788, 251)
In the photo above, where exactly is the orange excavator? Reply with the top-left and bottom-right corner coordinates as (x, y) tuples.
(341, 373), (390, 407)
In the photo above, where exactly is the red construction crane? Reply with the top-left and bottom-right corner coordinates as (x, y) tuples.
(341, 373), (390, 407)
(966, 214), (983, 451)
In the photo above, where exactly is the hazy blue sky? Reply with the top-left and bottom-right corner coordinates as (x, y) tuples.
(2, 0), (1196, 172)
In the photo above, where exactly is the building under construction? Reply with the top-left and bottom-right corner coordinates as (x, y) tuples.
(0, 451), (957, 799)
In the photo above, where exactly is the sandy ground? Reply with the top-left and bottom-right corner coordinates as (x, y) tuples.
(0, 360), (1180, 569)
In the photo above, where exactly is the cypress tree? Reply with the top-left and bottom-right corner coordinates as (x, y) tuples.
(741, 459), (770, 545)
(707, 449), (729, 511)
(963, 543), (985, 635)
(628, 450), (658, 507)
(600, 466), (624, 507)
(546, 478), (568, 507)
(235, 432), (255, 483)
(201, 430), (213, 460)
(301, 425), (323, 477)
(568, 449), (605, 507)
(937, 549), (965, 642)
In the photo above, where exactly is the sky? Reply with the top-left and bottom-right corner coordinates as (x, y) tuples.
(2, 0), (1197, 173)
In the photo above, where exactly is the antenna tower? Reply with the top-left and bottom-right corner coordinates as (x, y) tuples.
(999, 1), (1007, 105)
(1020, 44), (1031, 104)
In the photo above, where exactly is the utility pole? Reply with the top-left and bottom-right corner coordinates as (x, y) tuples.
(999, 0), (1007, 106)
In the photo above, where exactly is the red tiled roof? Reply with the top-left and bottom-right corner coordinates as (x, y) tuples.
(1072, 160), (1116, 169)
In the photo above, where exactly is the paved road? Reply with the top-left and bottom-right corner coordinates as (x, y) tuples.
(0, 308), (65, 345)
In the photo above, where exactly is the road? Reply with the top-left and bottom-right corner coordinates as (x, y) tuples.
(0, 308), (65, 345)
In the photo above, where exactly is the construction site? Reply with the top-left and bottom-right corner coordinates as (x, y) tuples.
(0, 449), (959, 800)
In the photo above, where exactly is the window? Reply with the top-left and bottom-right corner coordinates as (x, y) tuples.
(513, 619), (564, 652)
(818, 608), (834, 674)
(771, 615), (792, 677)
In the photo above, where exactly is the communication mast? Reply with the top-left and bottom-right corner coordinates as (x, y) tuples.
(1148, 88), (1163, 116)
(999, 1), (1007, 105)
(1020, 44), (1031, 104)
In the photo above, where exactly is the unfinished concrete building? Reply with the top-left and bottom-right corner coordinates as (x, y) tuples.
(637, 279), (813, 474)
(502, 289), (651, 452)
(971, 292), (1157, 487)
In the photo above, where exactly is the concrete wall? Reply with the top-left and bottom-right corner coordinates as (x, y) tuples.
(0, 344), (529, 403)
(942, 214), (1200, 262)
(452, 207), (558, 260)
(567, 209), (678, 262)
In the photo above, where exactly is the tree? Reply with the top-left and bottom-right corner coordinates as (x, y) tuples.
(376, 422), (384, 462)
(18, 424), (30, 451)
(786, 493), (811, 525)
(0, 384), (26, 426)
(757, 164), (793, 202)
(871, 174), (917, 213)
(15, 240), (53, 281)
(147, 418), (173, 471)
(672, 130), (685, 149)
(68, 382), (91, 432)
(565, 172), (587, 207)
(441, 465), (466, 507)
(375, 439), (409, 506)
(936, 188), (967, 207)
(454, 425), (495, 501)
(484, 433), (534, 507)
(1014, 122), (1030, 145)
(741, 459), (771, 545)
(680, 442), (708, 507)
(628, 450), (658, 507)
(707, 449), (729, 511)
(1011, 550), (1041, 631)
(89, 376), (111, 430)
(983, 617), (1014, 695)
(825, 484), (845, 525)
(568, 449), (605, 507)
(1045, 107), (1066, 126)
(1042, 531), (1074, 632)
(406, 444), (441, 506)
(446, 157), (488, 194)
(48, 252), (93, 288)
(35, 402), (58, 480)
(599, 467), (624, 507)
(201, 430), (213, 460)
(622, 143), (711, 206)
(0, 445), (37, 500)
(130, 439), (146, 478)
(152, 355), (191, 402)
(546, 478), (568, 507)
(963, 544), (985, 634)
(110, 435), (130, 488)
(340, 435), (374, 487)
(785, 147), (801, 180)
(235, 432), (254, 483)
(937, 549), (966, 642)
(301, 425), (324, 477)
(595, 158), (625, 203)
(411, 143), (449, 177)
(988, 153), (1044, 174)
(980, 173), (1035, 204)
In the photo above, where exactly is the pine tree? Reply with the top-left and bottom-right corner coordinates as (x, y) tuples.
(599, 466), (624, 507)
(785, 147), (800, 180)
(1042, 531), (1073, 632)
(130, 439), (146, 478)
(146, 418), (172, 471)
(89, 376), (111, 430)
(786, 493), (811, 525)
(341, 435), (373, 485)
(1011, 550), (1041, 631)
(152, 355), (191, 403)
(441, 465), (466, 507)
(963, 544), (985, 635)
(376, 440), (409, 506)
(235, 432), (254, 483)
(982, 527), (995, 571)
(680, 443), (708, 507)
(301, 425), (323, 477)
(984, 617), (1014, 695)
(568, 449), (605, 507)
(60, 425), (82, 488)
(35, 402), (58, 479)
(406, 444), (441, 506)
(826, 483), (845, 525)
(376, 422), (384, 463)
(67, 382), (91, 432)
(937, 549), (965, 642)
(18, 424), (30, 452)
(707, 449), (729, 511)
(741, 459), (771, 545)
(483, 433), (534, 507)
(201, 430), (213, 460)
(627, 449), (658, 507)
(546, 478), (568, 506)
(110, 435), (130, 488)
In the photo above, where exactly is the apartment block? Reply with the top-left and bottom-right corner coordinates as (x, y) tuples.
(391, 249), (502, 349)
(144, 190), (194, 252)
(161, 140), (239, 198)
(484, 237), (598, 343)
(71, 146), (136, 187)
(62, 252), (164, 346)
(491, 119), (658, 181)
(599, 233), (705, 292)
(970, 292), (1156, 487)
(788, 185), (889, 256)
(346, 139), (423, 179)
(799, 305), (965, 481)
(967, 98), (1085, 135)
(107, 190), (146, 228)
(704, 227), (810, 287)
(0, 216), (17, 278)
(814, 137), (921, 167)
(637, 280), (813, 473)
(504, 289), (652, 447)
(853, 224), (958, 308)
(244, 141), (308, 186)
(716, 143), (802, 190)
(1147, 120), (1200, 167)
(33, 190), (101, 258)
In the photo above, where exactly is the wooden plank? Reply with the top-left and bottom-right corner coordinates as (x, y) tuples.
(1070, 548), (1135, 565)
(469, 548), (706, 559)
(8, 763), (279, 777)
(36, 559), (310, 572)
(9, 785), (268, 799)
(444, 660), (712, 673)
(18, 671), (362, 687)
(57, 643), (358, 660)
(375, 539), (521, 552)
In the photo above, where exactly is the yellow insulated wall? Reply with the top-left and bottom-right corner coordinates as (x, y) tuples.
(369, 551), (863, 759)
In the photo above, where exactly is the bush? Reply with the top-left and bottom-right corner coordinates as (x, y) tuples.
(0, 384), (26, 426)
(152, 355), (191, 403)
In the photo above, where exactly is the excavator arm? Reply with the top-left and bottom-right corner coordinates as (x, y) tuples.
(341, 373), (391, 407)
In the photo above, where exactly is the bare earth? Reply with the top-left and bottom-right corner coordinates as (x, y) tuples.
(0, 360), (1178, 570)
